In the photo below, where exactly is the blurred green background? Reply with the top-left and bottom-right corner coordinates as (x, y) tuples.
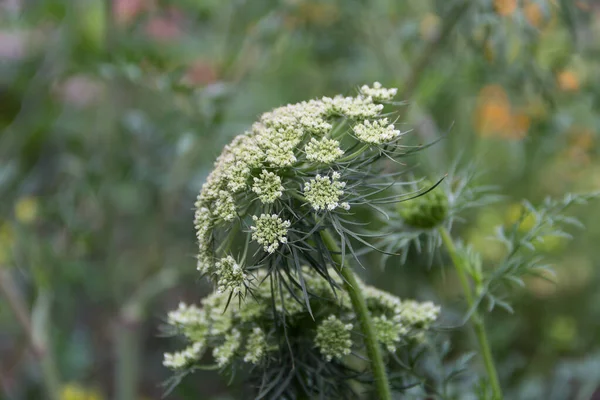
(1, 0), (600, 399)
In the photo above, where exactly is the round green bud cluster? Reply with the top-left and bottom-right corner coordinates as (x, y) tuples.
(398, 181), (449, 229)
(251, 214), (291, 254)
(305, 137), (344, 163)
(372, 315), (407, 353)
(353, 118), (400, 144)
(252, 170), (284, 204)
(192, 83), (404, 296)
(163, 267), (439, 372)
(215, 256), (247, 295)
(315, 315), (353, 361)
(303, 172), (349, 211)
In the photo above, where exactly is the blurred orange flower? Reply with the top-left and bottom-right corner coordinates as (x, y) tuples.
(565, 127), (595, 165)
(524, 2), (544, 27)
(474, 85), (530, 140)
(557, 70), (580, 91)
(494, 0), (518, 16)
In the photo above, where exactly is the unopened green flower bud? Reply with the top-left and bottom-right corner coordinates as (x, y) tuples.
(398, 181), (449, 229)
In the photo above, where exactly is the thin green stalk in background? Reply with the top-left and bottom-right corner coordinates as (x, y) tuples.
(114, 269), (178, 400)
(438, 227), (502, 399)
(0, 268), (61, 400)
(319, 229), (392, 400)
(115, 309), (140, 400)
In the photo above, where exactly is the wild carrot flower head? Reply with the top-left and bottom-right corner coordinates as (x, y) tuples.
(163, 267), (439, 397)
(193, 82), (424, 299)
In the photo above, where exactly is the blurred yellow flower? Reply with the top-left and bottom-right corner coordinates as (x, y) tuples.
(60, 384), (103, 400)
(474, 85), (530, 140)
(556, 70), (580, 91)
(14, 196), (39, 224)
(494, 0), (518, 16)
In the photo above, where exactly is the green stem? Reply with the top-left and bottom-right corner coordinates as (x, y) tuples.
(115, 309), (140, 400)
(319, 229), (391, 400)
(438, 227), (502, 399)
(337, 144), (370, 164)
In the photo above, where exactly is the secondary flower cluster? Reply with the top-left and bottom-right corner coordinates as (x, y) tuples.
(163, 267), (440, 371)
(193, 82), (404, 295)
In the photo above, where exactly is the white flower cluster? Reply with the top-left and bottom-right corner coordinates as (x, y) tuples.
(243, 327), (267, 365)
(304, 137), (344, 163)
(353, 118), (400, 144)
(360, 82), (398, 102)
(252, 170), (284, 204)
(304, 172), (349, 211)
(164, 267), (439, 373)
(397, 301), (441, 328)
(213, 329), (242, 368)
(251, 214), (291, 253)
(373, 315), (407, 352)
(322, 95), (384, 118)
(168, 302), (204, 326)
(192, 83), (399, 291)
(163, 341), (205, 369)
(215, 256), (247, 295)
(362, 286), (439, 347)
(315, 315), (353, 362)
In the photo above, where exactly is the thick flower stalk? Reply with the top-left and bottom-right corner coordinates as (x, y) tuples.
(163, 267), (439, 398)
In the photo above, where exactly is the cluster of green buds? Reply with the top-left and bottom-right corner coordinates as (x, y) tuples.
(163, 267), (439, 381)
(398, 180), (449, 229)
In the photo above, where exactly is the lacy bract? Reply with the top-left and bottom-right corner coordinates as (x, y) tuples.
(194, 83), (406, 295)
(164, 267), (439, 370)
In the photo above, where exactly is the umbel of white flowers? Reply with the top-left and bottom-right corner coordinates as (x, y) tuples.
(193, 82), (404, 296)
(163, 266), (439, 370)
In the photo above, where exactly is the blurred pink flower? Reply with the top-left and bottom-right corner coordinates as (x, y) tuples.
(0, 31), (26, 60)
(56, 75), (104, 107)
(113, 0), (150, 25)
(145, 9), (183, 41)
(184, 60), (218, 86)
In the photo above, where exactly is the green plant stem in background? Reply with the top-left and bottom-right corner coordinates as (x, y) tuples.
(0, 269), (61, 400)
(319, 229), (392, 400)
(114, 269), (178, 400)
(438, 227), (503, 399)
(115, 312), (140, 400)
